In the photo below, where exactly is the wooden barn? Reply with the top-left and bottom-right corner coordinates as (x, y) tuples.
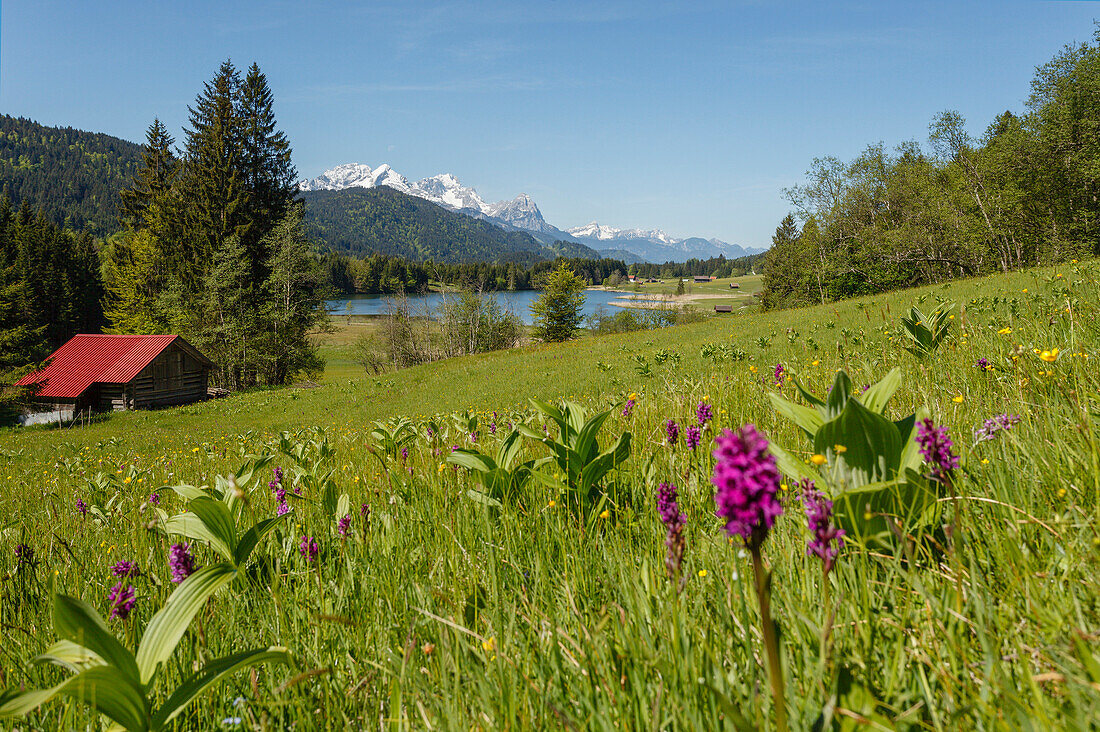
(16, 334), (214, 422)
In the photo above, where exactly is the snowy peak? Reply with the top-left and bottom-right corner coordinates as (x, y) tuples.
(300, 163), (556, 238)
(566, 222), (676, 244)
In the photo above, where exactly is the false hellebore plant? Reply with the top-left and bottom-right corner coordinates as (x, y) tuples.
(0, 566), (290, 730)
(767, 367), (941, 544)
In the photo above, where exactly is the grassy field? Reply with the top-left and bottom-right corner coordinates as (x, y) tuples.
(1, 262), (1099, 729)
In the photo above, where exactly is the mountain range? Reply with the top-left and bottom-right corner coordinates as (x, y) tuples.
(300, 163), (764, 263)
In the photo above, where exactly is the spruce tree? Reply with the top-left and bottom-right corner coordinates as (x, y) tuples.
(119, 118), (179, 233)
(239, 63), (297, 280)
(530, 261), (586, 342)
(179, 59), (247, 285)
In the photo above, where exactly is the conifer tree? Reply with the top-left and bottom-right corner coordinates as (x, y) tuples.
(530, 260), (586, 342)
(239, 63), (298, 280)
(119, 118), (179, 233)
(179, 60), (247, 284)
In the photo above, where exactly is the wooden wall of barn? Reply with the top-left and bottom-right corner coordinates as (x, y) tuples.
(128, 344), (209, 409)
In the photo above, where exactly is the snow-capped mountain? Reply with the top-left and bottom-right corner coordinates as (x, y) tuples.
(299, 163), (573, 242)
(567, 222), (762, 262)
(300, 163), (763, 262)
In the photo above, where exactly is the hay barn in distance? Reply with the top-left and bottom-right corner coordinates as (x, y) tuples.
(16, 334), (213, 424)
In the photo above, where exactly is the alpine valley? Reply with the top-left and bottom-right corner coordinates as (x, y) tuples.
(300, 163), (763, 263)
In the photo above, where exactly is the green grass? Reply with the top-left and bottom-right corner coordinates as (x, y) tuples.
(2, 262), (1099, 728)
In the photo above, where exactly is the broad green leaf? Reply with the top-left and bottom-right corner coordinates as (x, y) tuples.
(151, 647), (290, 729)
(578, 433), (631, 494)
(182, 498), (237, 561)
(168, 484), (208, 502)
(860, 367), (901, 414)
(51, 594), (140, 687)
(574, 410), (612, 463)
(825, 370), (852, 419)
(768, 392), (825, 440)
(446, 449), (498, 474)
(495, 429), (525, 470)
(136, 563), (237, 685)
(336, 493), (350, 521)
(33, 639), (105, 673)
(815, 398), (901, 488)
(465, 489), (503, 508)
(234, 513), (291, 567)
(767, 443), (818, 484)
(0, 666), (150, 731)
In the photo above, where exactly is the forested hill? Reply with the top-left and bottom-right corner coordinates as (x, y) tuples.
(0, 115), (143, 236)
(301, 186), (600, 264)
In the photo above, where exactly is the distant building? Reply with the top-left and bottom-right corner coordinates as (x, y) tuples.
(694, 276), (712, 283)
(714, 305), (733, 313)
(16, 334), (214, 423)
(729, 282), (740, 289)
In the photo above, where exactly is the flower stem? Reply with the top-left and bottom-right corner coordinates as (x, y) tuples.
(751, 546), (787, 732)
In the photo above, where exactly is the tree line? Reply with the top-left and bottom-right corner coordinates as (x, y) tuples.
(102, 59), (328, 389)
(762, 28), (1100, 309)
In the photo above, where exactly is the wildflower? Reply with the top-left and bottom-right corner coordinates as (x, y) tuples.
(665, 419), (680, 445)
(469, 431), (478, 443)
(685, 425), (702, 450)
(599, 509), (610, 519)
(657, 482), (687, 590)
(107, 583), (137, 620)
(1040, 348), (1059, 363)
(337, 514), (352, 537)
(482, 637), (496, 653)
(299, 535), (319, 563)
(953, 395), (964, 403)
(696, 401), (713, 426)
(276, 502), (290, 516)
(712, 425), (783, 548)
(697, 569), (708, 578)
(997, 327), (1013, 335)
(812, 360), (820, 366)
(798, 480), (844, 574)
(401, 447), (409, 461)
(488, 422), (497, 435)
(975, 357), (992, 372)
(810, 454), (827, 466)
(548, 499), (557, 508)
(774, 363), (785, 385)
(973, 413), (1021, 443)
(111, 560), (141, 579)
(916, 419), (959, 484)
(168, 543), (198, 584)
(14, 544), (34, 568)
(833, 445), (847, 454)
(76, 498), (88, 517)
(148, 493), (160, 506)
(622, 398), (635, 417)
(360, 502), (370, 518)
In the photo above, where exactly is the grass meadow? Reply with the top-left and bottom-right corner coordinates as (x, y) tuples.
(1, 262), (1099, 729)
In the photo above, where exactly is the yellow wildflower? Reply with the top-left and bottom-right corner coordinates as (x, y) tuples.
(997, 327), (1012, 335)
(810, 454), (827, 466)
(833, 445), (847, 454)
(953, 395), (964, 403)
(599, 509), (610, 519)
(1040, 348), (1059, 363)
(697, 569), (708, 578)
(482, 637), (496, 653)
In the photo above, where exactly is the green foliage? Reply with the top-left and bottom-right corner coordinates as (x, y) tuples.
(900, 301), (955, 358)
(0, 571), (289, 730)
(0, 114), (144, 236)
(763, 32), (1100, 310)
(448, 429), (545, 506)
(302, 187), (597, 264)
(530, 261), (586, 342)
(768, 368), (939, 542)
(517, 398), (631, 510)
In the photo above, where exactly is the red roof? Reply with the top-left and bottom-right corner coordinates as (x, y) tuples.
(16, 334), (209, 399)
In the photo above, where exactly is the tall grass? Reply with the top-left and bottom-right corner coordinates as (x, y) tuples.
(1, 262), (1098, 728)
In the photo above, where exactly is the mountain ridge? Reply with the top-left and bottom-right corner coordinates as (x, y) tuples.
(301, 162), (765, 262)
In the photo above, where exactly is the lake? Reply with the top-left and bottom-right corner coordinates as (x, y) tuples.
(326, 289), (643, 325)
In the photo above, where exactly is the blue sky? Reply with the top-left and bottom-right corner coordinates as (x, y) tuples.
(2, 1), (1098, 248)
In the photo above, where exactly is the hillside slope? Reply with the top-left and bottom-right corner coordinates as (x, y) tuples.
(301, 186), (598, 264)
(0, 115), (143, 235)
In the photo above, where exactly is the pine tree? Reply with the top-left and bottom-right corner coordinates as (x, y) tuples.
(119, 118), (179, 233)
(530, 260), (586, 342)
(179, 60), (248, 286)
(239, 63), (297, 280)
(102, 230), (169, 334)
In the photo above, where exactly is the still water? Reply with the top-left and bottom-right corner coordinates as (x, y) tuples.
(326, 289), (638, 326)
